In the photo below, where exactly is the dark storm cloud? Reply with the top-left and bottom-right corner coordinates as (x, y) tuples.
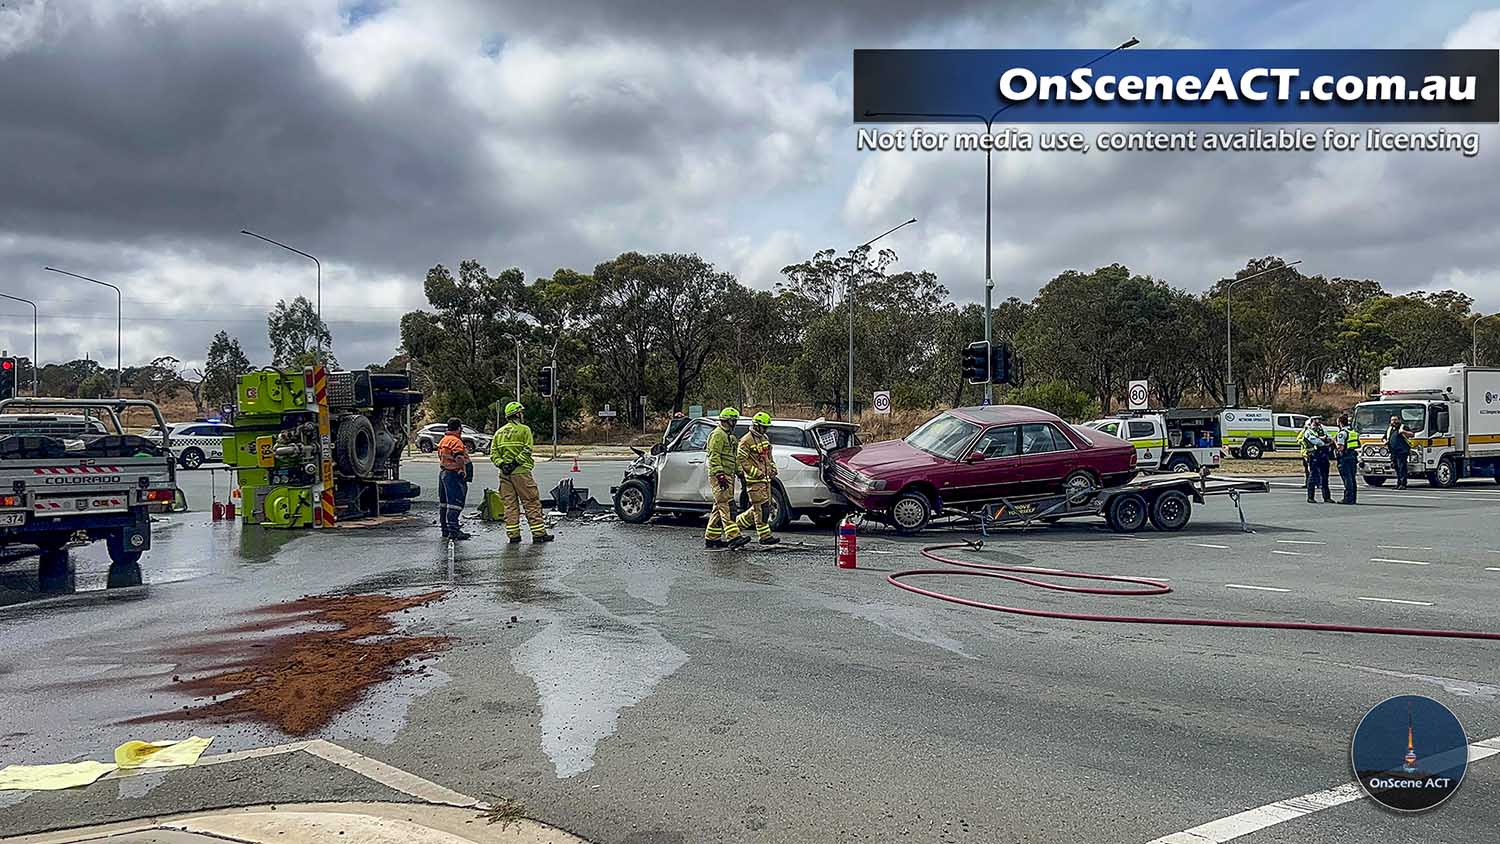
(0, 2), (501, 269)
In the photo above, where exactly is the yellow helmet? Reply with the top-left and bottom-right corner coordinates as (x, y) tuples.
(718, 407), (740, 420)
(752, 412), (771, 426)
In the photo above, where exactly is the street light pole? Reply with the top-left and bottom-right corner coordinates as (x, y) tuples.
(0, 293), (38, 395)
(1224, 259), (1302, 404)
(864, 38), (1138, 405)
(848, 217), (918, 419)
(43, 267), (121, 396)
(240, 230), (322, 363)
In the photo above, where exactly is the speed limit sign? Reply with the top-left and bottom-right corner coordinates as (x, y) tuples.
(1128, 380), (1149, 410)
(873, 390), (891, 414)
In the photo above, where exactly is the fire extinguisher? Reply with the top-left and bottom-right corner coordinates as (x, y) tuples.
(836, 515), (857, 569)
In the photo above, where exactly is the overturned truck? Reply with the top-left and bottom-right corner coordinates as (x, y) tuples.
(227, 368), (422, 527)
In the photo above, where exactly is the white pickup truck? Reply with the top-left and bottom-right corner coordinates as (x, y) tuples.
(1082, 410), (1223, 474)
(0, 398), (184, 589)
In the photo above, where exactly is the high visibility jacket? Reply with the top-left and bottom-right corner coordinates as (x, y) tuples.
(738, 430), (776, 483)
(490, 421), (535, 473)
(1341, 427), (1360, 450)
(437, 433), (470, 472)
(1298, 428), (1329, 458)
(1386, 426), (1411, 455)
(1296, 428), (1313, 457)
(707, 425), (739, 477)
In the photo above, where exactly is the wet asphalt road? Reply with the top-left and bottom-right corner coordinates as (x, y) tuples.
(1, 465), (1498, 843)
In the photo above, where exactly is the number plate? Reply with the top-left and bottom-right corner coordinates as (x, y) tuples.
(0, 512), (25, 527)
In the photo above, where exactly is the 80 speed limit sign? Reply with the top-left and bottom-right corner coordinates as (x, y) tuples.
(1128, 380), (1149, 410)
(873, 390), (891, 414)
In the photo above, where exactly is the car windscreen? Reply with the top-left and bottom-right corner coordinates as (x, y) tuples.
(1353, 403), (1425, 434)
(905, 413), (980, 461)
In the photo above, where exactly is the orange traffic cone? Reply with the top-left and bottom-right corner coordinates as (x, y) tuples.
(571, 455), (581, 472)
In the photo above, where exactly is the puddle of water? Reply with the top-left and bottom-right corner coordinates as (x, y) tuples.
(809, 596), (974, 659)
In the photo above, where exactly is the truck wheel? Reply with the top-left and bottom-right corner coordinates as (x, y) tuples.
(335, 415), (377, 476)
(1105, 493), (1147, 533)
(1164, 456), (1196, 474)
(889, 489), (932, 534)
(1363, 476), (1387, 487)
(179, 447), (204, 470)
(1430, 457), (1459, 488)
(612, 479), (655, 524)
(1149, 489), (1192, 531)
(1240, 440), (1264, 460)
(106, 530), (143, 566)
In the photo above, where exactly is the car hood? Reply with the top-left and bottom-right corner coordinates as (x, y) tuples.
(833, 439), (945, 475)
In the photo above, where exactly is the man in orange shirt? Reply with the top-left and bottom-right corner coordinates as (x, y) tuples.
(437, 417), (473, 540)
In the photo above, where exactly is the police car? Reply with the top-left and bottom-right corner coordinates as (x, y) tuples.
(147, 420), (233, 469)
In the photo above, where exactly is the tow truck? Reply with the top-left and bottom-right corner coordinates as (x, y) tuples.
(0, 397), (185, 589)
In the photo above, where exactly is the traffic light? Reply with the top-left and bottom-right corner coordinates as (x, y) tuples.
(962, 341), (989, 384)
(0, 358), (15, 400)
(990, 343), (1021, 387)
(537, 365), (554, 399)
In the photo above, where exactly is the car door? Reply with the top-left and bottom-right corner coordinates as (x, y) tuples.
(942, 424), (1019, 503)
(1274, 414), (1295, 450)
(1015, 423), (1077, 494)
(209, 424), (232, 460)
(1126, 419), (1162, 470)
(656, 420), (713, 504)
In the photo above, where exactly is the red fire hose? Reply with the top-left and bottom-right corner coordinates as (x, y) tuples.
(887, 542), (1500, 641)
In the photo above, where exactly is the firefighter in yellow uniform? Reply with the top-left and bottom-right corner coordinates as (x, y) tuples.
(490, 401), (554, 544)
(735, 412), (779, 545)
(705, 407), (750, 550)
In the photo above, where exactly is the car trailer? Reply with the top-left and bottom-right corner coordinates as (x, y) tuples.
(974, 472), (1269, 534)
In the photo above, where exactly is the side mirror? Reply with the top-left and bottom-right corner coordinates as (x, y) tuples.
(171, 489), (189, 513)
(1435, 408), (1450, 434)
(650, 443), (665, 455)
(965, 451), (986, 463)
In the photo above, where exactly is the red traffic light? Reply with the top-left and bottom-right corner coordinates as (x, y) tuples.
(0, 360), (12, 371)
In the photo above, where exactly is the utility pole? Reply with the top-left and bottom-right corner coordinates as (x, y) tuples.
(44, 267), (121, 396)
(847, 218), (917, 420)
(1225, 260), (1302, 404)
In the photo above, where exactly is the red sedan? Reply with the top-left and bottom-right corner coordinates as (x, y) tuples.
(829, 405), (1138, 533)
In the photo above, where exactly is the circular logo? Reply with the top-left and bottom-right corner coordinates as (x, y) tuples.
(873, 392), (891, 413)
(1129, 384), (1147, 406)
(1351, 694), (1468, 813)
(1224, 412), (1236, 422)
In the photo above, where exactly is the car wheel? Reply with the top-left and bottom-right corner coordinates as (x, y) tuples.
(1062, 470), (1099, 503)
(889, 489), (932, 534)
(1105, 493), (1147, 533)
(1148, 489), (1192, 531)
(1164, 456), (1195, 474)
(179, 447), (204, 470)
(613, 479), (655, 524)
(1363, 475), (1387, 487)
(1431, 457), (1458, 488)
(1240, 440), (1264, 460)
(417, 438), (435, 453)
(767, 484), (792, 532)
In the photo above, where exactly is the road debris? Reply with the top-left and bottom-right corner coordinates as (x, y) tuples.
(0, 760), (115, 791)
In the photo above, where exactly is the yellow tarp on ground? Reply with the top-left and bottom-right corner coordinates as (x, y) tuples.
(0, 761), (115, 791)
(115, 736), (214, 769)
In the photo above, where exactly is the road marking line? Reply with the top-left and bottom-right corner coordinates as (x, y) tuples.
(1369, 557), (1430, 566)
(1192, 543), (1230, 549)
(1377, 545), (1433, 551)
(1276, 539), (1325, 545)
(303, 739), (478, 807)
(1270, 550), (1306, 556)
(1144, 735), (1500, 844)
(1486, 567), (1500, 572)
(1225, 584), (1290, 592)
(1357, 596), (1433, 606)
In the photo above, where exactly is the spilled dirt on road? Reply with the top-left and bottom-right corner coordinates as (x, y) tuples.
(127, 590), (451, 735)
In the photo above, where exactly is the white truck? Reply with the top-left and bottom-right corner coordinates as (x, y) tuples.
(1219, 407), (1308, 459)
(1353, 364), (1500, 488)
(1082, 410), (1223, 474)
(0, 397), (185, 590)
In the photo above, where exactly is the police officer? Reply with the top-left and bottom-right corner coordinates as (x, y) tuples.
(1335, 414), (1360, 504)
(1300, 418), (1333, 503)
(705, 407), (749, 550)
(735, 411), (779, 545)
(491, 401), (554, 543)
(436, 417), (473, 540)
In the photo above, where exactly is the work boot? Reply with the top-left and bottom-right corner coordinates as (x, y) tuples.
(759, 536), (781, 546)
(726, 534), (751, 550)
(451, 530), (473, 541)
(534, 533), (555, 543)
(508, 535), (522, 544)
(705, 538), (725, 549)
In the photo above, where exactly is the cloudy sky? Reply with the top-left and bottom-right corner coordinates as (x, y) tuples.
(1, 0), (1497, 373)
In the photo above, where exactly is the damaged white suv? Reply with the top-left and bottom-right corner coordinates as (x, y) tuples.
(611, 416), (858, 530)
